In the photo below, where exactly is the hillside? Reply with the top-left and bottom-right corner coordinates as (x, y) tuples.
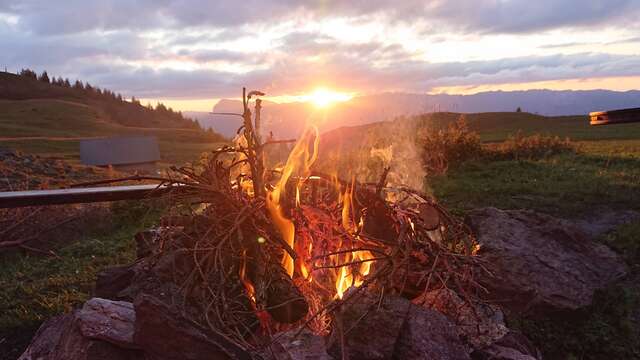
(0, 71), (202, 129)
(192, 90), (640, 139)
(318, 111), (640, 155)
(0, 71), (226, 165)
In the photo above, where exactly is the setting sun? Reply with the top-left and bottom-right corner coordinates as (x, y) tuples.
(307, 88), (352, 108)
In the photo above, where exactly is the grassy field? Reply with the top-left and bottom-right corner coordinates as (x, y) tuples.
(0, 200), (163, 360)
(1, 110), (639, 359)
(420, 119), (640, 359)
(0, 99), (226, 165)
(413, 111), (640, 142)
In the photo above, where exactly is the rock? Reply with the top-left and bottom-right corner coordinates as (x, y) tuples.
(471, 331), (542, 360)
(118, 252), (187, 304)
(133, 294), (251, 360)
(268, 328), (331, 360)
(466, 207), (627, 313)
(76, 298), (137, 349)
(573, 208), (640, 238)
(95, 265), (136, 300)
(394, 302), (471, 360)
(327, 290), (469, 360)
(327, 291), (407, 359)
(18, 314), (70, 360)
(414, 288), (508, 351)
(18, 312), (142, 360)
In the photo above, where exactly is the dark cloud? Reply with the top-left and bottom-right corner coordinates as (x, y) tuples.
(2, 0), (639, 35)
(55, 52), (637, 100)
(1, 0), (639, 102)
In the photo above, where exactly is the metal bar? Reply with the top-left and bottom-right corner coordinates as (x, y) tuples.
(0, 184), (171, 209)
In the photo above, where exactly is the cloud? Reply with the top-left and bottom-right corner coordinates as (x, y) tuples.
(2, 0), (639, 36)
(1, 0), (639, 103)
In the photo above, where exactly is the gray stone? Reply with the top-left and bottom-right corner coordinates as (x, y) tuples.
(18, 311), (142, 360)
(76, 298), (137, 349)
(573, 208), (640, 238)
(133, 294), (250, 360)
(414, 288), (508, 351)
(466, 207), (627, 313)
(327, 290), (469, 360)
(472, 331), (542, 360)
(394, 303), (470, 360)
(268, 328), (331, 360)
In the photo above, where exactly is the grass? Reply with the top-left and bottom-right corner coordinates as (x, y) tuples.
(413, 112), (640, 142)
(0, 99), (227, 166)
(423, 127), (640, 359)
(1, 108), (639, 359)
(428, 151), (640, 217)
(0, 199), (163, 360)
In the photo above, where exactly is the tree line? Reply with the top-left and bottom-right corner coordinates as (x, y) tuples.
(17, 68), (215, 133)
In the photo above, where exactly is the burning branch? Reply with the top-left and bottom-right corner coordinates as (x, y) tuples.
(83, 88), (484, 354)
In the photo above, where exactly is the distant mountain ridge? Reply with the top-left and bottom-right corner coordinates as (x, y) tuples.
(188, 89), (640, 138)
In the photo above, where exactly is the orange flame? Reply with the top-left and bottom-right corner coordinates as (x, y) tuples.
(334, 179), (374, 298)
(239, 250), (256, 304)
(266, 127), (319, 278)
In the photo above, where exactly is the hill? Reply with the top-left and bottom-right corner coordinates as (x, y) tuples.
(191, 90), (640, 139)
(0, 71), (226, 165)
(319, 111), (640, 151)
(0, 70), (203, 129)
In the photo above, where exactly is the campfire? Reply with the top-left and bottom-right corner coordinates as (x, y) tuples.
(92, 89), (484, 357)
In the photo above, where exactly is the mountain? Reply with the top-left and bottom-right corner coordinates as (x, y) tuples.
(188, 89), (640, 138)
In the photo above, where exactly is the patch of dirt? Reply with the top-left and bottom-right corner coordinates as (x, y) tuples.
(0, 147), (111, 191)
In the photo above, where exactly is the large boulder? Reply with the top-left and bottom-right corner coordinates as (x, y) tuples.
(18, 312), (142, 360)
(466, 207), (627, 313)
(327, 290), (469, 360)
(76, 298), (137, 349)
(573, 208), (640, 239)
(133, 294), (251, 360)
(472, 331), (542, 360)
(414, 288), (508, 351)
(268, 328), (331, 360)
(94, 265), (137, 301)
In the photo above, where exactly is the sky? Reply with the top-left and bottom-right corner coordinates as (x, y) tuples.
(1, 0), (639, 111)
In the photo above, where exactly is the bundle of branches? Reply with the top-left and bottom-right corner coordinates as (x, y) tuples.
(87, 89), (486, 355)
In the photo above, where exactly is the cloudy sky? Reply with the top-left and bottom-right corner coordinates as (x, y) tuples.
(1, 0), (639, 110)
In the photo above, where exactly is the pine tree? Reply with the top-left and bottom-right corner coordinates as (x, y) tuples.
(38, 71), (50, 83)
(74, 80), (84, 90)
(20, 68), (37, 79)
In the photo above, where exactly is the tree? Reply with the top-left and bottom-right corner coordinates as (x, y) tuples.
(38, 71), (50, 83)
(19, 68), (37, 79)
(73, 80), (84, 90)
(516, 107), (522, 113)
(63, 78), (71, 87)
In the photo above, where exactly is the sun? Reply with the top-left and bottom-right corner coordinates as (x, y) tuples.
(308, 87), (352, 108)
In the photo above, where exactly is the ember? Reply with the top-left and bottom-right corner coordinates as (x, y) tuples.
(78, 88), (484, 356)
